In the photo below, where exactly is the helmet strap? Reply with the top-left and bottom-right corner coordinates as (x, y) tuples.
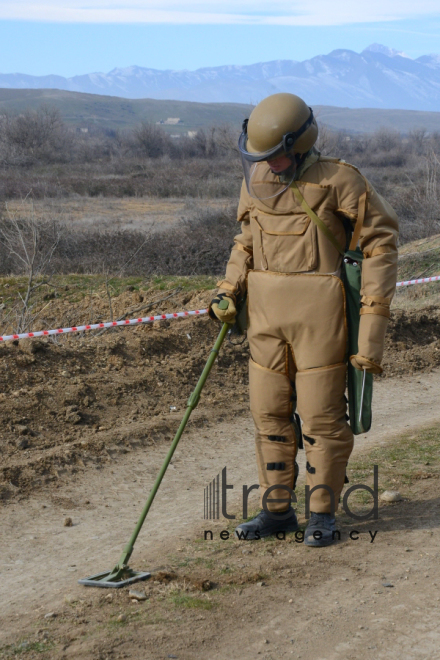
(282, 108), (315, 153)
(294, 151), (308, 167)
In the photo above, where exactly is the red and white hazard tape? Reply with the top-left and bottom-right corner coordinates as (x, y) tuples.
(396, 274), (440, 288)
(0, 272), (439, 344)
(0, 309), (209, 343)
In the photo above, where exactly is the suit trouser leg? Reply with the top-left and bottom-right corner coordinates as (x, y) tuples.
(295, 363), (353, 513)
(249, 356), (298, 513)
(247, 270), (354, 514)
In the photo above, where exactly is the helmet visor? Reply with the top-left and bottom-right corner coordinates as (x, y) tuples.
(242, 156), (296, 201)
(238, 129), (285, 163)
(238, 107), (314, 163)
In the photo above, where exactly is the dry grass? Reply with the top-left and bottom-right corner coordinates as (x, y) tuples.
(4, 197), (233, 234)
(393, 233), (440, 311)
(0, 111), (439, 283)
(0, 201), (238, 281)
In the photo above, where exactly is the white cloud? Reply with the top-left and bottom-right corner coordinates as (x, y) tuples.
(1, 0), (439, 24)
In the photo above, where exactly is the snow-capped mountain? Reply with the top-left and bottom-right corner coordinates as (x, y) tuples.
(364, 43), (410, 59)
(1, 44), (439, 111)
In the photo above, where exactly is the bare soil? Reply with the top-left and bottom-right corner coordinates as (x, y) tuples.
(0, 286), (439, 503)
(384, 305), (440, 376)
(0, 290), (440, 660)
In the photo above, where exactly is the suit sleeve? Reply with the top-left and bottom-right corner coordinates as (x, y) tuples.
(336, 165), (399, 317)
(358, 186), (399, 314)
(216, 179), (254, 303)
(336, 165), (398, 368)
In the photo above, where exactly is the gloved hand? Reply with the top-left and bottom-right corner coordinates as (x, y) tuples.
(209, 293), (237, 323)
(350, 354), (382, 374)
(350, 312), (389, 375)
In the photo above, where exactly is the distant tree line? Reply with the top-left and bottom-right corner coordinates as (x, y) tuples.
(0, 106), (238, 167)
(0, 105), (439, 242)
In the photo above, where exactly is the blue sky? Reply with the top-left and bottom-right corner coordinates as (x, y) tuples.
(0, 2), (439, 76)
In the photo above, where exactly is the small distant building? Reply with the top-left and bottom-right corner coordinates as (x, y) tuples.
(187, 131), (197, 139)
(155, 117), (184, 126)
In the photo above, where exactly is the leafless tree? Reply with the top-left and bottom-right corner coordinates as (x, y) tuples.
(132, 122), (171, 158)
(402, 150), (440, 239)
(0, 200), (62, 332)
(0, 106), (73, 166)
(372, 127), (402, 152)
(408, 128), (428, 155)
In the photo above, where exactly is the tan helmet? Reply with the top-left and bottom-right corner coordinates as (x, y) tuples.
(238, 93), (318, 162)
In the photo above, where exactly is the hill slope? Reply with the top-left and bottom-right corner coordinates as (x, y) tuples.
(0, 88), (252, 133)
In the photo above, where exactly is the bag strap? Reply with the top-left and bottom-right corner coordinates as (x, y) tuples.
(290, 181), (344, 256)
(290, 181), (369, 254)
(349, 190), (367, 251)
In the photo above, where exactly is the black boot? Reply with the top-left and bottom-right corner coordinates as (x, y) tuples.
(234, 507), (299, 540)
(304, 512), (338, 547)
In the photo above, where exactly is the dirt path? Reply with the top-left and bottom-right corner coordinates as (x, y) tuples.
(1, 369), (440, 658)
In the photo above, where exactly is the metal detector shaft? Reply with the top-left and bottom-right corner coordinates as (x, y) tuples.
(117, 322), (230, 568)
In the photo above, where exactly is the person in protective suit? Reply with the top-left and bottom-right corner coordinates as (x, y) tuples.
(209, 93), (398, 547)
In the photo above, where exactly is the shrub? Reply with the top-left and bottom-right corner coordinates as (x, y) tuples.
(0, 204), (238, 277)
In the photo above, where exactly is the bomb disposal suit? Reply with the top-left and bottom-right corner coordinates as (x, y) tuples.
(210, 94), (398, 542)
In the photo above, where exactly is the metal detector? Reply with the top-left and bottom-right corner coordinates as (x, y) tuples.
(79, 316), (231, 588)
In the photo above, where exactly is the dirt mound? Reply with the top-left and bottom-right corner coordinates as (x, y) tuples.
(0, 287), (250, 501)
(0, 292), (439, 502)
(383, 305), (440, 376)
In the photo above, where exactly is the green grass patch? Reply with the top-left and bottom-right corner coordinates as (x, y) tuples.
(397, 249), (440, 282)
(150, 275), (216, 292)
(173, 555), (197, 569)
(219, 565), (235, 575)
(0, 273), (214, 308)
(394, 237), (440, 309)
(193, 557), (215, 569)
(106, 609), (167, 630)
(345, 425), (440, 511)
(0, 639), (55, 657)
(0, 273), (214, 336)
(170, 592), (214, 610)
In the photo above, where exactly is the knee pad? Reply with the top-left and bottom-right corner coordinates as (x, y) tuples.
(249, 358), (298, 512)
(296, 363), (354, 513)
(249, 358), (295, 433)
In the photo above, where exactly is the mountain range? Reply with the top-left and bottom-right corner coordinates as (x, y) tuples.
(1, 44), (440, 111)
